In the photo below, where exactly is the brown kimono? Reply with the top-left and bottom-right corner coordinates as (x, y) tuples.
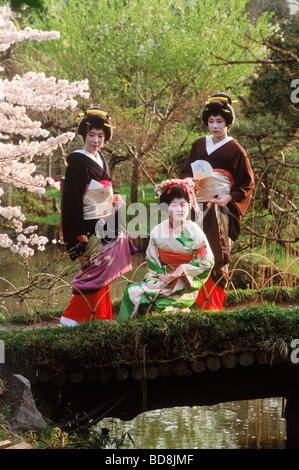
(180, 136), (254, 305)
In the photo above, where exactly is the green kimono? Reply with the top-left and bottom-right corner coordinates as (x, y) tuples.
(118, 219), (214, 321)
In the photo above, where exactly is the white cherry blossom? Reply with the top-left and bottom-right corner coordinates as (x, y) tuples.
(0, 5), (90, 256)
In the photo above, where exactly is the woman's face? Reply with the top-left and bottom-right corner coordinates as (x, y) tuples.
(207, 115), (228, 142)
(84, 127), (105, 155)
(168, 197), (189, 223)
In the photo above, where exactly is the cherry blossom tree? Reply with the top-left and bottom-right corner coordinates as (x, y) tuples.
(0, 5), (89, 257)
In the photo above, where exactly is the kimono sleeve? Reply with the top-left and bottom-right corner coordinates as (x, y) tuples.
(178, 224), (214, 289)
(179, 140), (197, 179)
(144, 231), (165, 280)
(229, 144), (255, 215)
(62, 157), (89, 241)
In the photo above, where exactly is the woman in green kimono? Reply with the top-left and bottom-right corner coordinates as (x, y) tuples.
(118, 179), (214, 322)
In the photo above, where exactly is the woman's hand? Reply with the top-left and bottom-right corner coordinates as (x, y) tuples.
(170, 266), (184, 278)
(158, 267), (184, 284)
(190, 178), (201, 192)
(158, 273), (173, 283)
(209, 194), (232, 207)
(113, 193), (125, 208)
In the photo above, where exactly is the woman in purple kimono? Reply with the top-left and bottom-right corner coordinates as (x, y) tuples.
(60, 107), (136, 326)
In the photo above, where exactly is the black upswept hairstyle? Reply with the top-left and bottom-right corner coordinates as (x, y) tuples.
(77, 106), (113, 142)
(159, 185), (190, 206)
(202, 92), (235, 127)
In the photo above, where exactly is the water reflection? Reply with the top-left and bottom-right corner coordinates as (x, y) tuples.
(0, 248), (287, 448)
(0, 247), (146, 315)
(100, 398), (286, 449)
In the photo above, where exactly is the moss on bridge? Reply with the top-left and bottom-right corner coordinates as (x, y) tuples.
(1, 300), (299, 379)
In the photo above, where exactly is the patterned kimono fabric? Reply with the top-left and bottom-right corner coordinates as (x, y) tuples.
(62, 233), (136, 323)
(118, 219), (214, 322)
(61, 149), (136, 324)
(180, 135), (254, 310)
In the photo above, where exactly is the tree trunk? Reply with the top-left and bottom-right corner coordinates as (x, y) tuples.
(131, 158), (139, 204)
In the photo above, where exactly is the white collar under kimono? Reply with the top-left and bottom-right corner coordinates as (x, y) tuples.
(74, 149), (104, 169)
(205, 135), (233, 155)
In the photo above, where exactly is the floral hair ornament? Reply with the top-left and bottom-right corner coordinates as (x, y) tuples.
(154, 178), (198, 208)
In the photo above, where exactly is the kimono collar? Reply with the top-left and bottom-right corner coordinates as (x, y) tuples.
(205, 135), (233, 155)
(74, 149), (104, 169)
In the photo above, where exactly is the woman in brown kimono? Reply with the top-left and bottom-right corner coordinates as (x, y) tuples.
(180, 92), (254, 310)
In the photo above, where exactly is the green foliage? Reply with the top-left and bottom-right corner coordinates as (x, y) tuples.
(68, 425), (134, 449)
(1, 288), (297, 327)
(14, 0), (272, 191)
(3, 189), (48, 218)
(8, 0), (44, 11)
(0, 187), (61, 226)
(0, 308), (63, 325)
(1, 304), (299, 375)
(23, 0), (272, 100)
(230, 110), (298, 265)
(225, 285), (299, 306)
(242, 16), (299, 129)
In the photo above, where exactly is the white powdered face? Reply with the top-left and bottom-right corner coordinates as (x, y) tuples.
(168, 198), (190, 225)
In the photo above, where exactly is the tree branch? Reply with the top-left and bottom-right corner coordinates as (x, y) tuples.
(242, 222), (299, 244)
(0, 49), (11, 62)
(257, 31), (299, 64)
(210, 29), (299, 66)
(125, 143), (156, 186)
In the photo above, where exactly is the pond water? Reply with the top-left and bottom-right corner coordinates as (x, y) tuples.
(0, 246), (147, 315)
(100, 398), (286, 449)
(0, 246), (287, 449)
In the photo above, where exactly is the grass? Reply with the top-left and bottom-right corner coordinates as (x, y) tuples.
(225, 285), (299, 306)
(1, 304), (299, 375)
(0, 286), (298, 327)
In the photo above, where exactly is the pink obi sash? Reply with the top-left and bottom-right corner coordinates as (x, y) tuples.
(158, 249), (193, 267)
